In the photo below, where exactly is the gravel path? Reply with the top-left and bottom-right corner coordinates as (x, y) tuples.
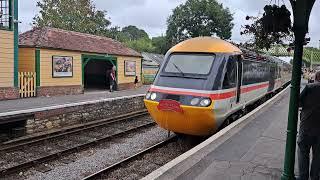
(6, 126), (168, 180)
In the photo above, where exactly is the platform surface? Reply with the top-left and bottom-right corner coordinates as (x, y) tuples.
(0, 86), (149, 114)
(151, 83), (305, 180)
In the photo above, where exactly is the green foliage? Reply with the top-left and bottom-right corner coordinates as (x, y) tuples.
(151, 36), (170, 54)
(33, 0), (111, 35)
(125, 38), (155, 53)
(166, 0), (234, 45)
(105, 26), (130, 42)
(121, 25), (149, 41)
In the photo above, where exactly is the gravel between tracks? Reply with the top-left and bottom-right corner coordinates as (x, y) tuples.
(102, 138), (199, 180)
(4, 126), (168, 180)
(0, 116), (151, 171)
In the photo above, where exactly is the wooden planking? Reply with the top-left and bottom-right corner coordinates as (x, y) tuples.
(0, 30), (14, 37)
(39, 49), (82, 86)
(18, 72), (36, 98)
(116, 56), (142, 84)
(19, 48), (36, 72)
(0, 30), (14, 88)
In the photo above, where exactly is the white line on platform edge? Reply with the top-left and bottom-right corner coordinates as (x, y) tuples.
(0, 94), (146, 118)
(142, 85), (290, 180)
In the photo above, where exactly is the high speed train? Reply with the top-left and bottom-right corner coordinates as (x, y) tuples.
(144, 37), (291, 136)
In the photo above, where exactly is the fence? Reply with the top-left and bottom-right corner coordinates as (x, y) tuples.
(18, 72), (36, 98)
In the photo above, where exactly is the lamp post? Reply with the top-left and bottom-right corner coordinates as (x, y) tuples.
(281, 0), (316, 180)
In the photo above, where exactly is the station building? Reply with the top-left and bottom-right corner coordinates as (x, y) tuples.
(141, 52), (164, 84)
(0, 0), (19, 100)
(18, 27), (142, 97)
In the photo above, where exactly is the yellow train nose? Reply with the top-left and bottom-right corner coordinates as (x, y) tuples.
(144, 99), (216, 136)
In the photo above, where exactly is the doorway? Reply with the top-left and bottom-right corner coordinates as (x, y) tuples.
(82, 55), (117, 91)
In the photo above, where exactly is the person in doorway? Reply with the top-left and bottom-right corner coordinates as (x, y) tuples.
(298, 71), (320, 180)
(108, 68), (116, 92)
(134, 76), (139, 88)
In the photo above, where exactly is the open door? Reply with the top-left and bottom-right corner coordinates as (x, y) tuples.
(236, 56), (243, 103)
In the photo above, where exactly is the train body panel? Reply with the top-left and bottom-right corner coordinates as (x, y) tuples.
(144, 99), (216, 136)
(144, 37), (292, 136)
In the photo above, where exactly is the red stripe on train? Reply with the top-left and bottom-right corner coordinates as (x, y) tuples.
(241, 82), (269, 94)
(150, 82), (269, 100)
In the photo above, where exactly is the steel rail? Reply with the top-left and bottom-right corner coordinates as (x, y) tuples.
(0, 110), (148, 151)
(82, 135), (177, 180)
(0, 117), (154, 177)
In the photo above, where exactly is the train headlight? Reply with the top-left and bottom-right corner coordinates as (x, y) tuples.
(200, 98), (212, 107)
(146, 92), (151, 99)
(150, 93), (157, 100)
(190, 98), (200, 106)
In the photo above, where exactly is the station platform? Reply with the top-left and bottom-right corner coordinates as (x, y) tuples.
(0, 86), (149, 116)
(145, 84), (302, 180)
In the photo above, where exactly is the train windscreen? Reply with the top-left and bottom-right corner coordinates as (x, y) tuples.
(163, 54), (215, 76)
(154, 53), (227, 91)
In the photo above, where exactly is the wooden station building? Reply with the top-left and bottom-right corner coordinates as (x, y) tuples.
(0, 0), (19, 100)
(18, 27), (142, 98)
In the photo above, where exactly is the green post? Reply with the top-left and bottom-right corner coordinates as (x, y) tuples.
(35, 49), (41, 87)
(281, 30), (304, 180)
(13, 0), (19, 87)
(281, 1), (315, 179)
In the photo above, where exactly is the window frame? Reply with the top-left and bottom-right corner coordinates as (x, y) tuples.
(0, 0), (13, 31)
(222, 55), (238, 89)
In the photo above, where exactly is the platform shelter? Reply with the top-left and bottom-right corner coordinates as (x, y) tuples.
(18, 27), (142, 97)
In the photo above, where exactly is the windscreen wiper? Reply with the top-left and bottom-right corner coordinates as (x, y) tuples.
(172, 63), (185, 76)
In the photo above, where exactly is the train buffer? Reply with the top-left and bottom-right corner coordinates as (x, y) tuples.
(144, 84), (304, 180)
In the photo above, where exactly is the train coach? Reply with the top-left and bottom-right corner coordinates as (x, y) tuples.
(144, 37), (291, 136)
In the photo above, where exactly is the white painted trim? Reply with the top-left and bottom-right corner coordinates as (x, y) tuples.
(142, 85), (290, 180)
(0, 94), (146, 118)
(151, 82), (270, 95)
(151, 85), (236, 94)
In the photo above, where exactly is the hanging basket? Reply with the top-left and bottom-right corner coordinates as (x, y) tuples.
(261, 4), (292, 34)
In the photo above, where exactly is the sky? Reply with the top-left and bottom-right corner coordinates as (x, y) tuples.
(18, 0), (320, 48)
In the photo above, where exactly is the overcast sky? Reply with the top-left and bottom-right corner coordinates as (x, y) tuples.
(19, 0), (320, 47)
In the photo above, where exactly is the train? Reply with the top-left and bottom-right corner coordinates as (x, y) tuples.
(144, 37), (292, 136)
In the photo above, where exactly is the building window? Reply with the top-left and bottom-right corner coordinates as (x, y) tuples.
(0, 0), (11, 30)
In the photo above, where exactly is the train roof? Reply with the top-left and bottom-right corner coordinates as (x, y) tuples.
(168, 37), (242, 54)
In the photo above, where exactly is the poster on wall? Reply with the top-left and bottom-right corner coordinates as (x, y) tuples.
(52, 56), (73, 77)
(125, 60), (136, 76)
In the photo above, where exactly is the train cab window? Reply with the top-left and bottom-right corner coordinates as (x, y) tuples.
(163, 54), (215, 75)
(222, 57), (237, 89)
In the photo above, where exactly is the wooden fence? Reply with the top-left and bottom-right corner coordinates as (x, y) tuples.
(18, 72), (36, 98)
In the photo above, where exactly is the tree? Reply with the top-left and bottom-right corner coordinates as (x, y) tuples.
(33, 0), (111, 35)
(105, 26), (130, 42)
(121, 25), (149, 41)
(152, 36), (170, 54)
(166, 0), (234, 45)
(125, 38), (155, 53)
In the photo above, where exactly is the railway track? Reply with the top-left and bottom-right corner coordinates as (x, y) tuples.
(0, 111), (154, 177)
(0, 110), (147, 151)
(83, 136), (177, 180)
